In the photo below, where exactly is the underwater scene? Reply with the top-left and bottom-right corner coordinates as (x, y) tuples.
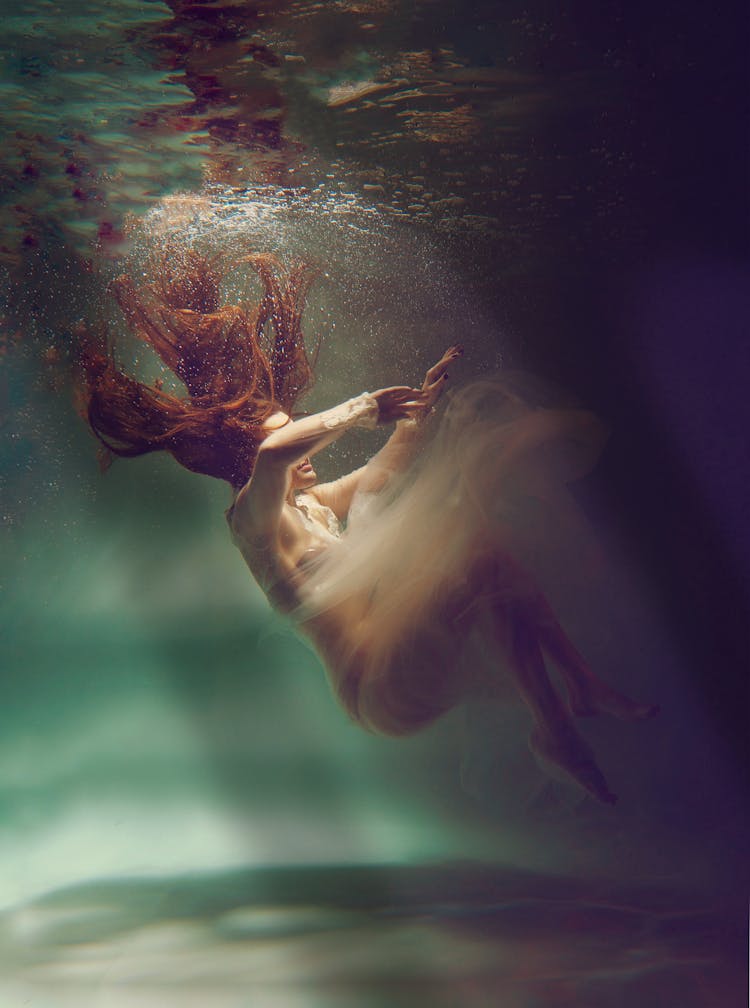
(1, 1), (747, 1005)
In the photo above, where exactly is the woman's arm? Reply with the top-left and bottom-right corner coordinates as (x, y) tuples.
(261, 393), (378, 468)
(314, 346), (464, 510)
(232, 387), (426, 537)
(310, 418), (435, 518)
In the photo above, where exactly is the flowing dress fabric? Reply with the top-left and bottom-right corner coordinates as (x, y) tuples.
(295, 376), (609, 736)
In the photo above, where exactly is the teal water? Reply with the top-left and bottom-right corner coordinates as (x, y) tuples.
(1, 1), (747, 1004)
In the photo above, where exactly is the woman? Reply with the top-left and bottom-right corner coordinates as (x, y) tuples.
(79, 245), (655, 805)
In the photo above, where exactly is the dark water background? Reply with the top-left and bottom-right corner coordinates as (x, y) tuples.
(0, 1), (747, 1004)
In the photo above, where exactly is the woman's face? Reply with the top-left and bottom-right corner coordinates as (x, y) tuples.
(262, 411), (318, 490)
(291, 456), (317, 490)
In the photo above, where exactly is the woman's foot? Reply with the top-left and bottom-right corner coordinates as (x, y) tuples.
(529, 722), (617, 805)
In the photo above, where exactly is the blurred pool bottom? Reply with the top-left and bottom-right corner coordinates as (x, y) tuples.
(1, 863), (743, 1008)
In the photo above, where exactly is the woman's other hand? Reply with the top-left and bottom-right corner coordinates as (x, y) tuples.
(421, 344), (463, 407)
(372, 347), (463, 424)
(372, 386), (428, 423)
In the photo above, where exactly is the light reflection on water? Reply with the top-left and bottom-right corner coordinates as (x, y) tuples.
(0, 0), (636, 269)
(1, 865), (741, 1008)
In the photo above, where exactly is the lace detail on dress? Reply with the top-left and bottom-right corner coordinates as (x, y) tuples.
(320, 392), (379, 430)
(295, 493), (343, 541)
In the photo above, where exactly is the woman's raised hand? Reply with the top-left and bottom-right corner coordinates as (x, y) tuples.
(371, 386), (428, 423)
(422, 344), (463, 407)
(372, 348), (463, 423)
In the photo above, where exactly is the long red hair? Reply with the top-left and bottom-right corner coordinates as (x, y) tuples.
(77, 246), (318, 488)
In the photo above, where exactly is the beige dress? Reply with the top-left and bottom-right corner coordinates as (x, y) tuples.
(287, 376), (608, 737)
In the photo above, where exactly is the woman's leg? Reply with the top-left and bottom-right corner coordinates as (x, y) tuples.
(464, 549), (657, 721)
(486, 594), (618, 804)
(323, 549), (637, 802)
(310, 600), (467, 739)
(527, 592), (659, 721)
(418, 553), (615, 802)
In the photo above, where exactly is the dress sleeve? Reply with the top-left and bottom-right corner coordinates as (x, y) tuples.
(319, 392), (379, 430)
